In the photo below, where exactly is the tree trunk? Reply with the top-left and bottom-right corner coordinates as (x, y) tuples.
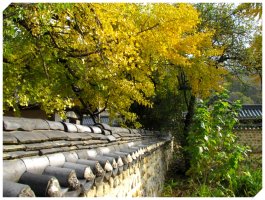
(182, 95), (196, 172)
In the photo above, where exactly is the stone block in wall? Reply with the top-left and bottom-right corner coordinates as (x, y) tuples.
(80, 139), (174, 197)
(123, 169), (130, 179)
(103, 182), (111, 195)
(129, 166), (135, 175)
(113, 176), (120, 188)
(84, 186), (96, 197)
(95, 184), (104, 197)
(108, 177), (114, 188)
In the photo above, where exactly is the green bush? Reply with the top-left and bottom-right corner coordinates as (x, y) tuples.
(232, 162), (262, 196)
(185, 91), (255, 196)
(161, 91), (261, 197)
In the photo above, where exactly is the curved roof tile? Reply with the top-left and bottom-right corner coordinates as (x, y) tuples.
(3, 116), (172, 197)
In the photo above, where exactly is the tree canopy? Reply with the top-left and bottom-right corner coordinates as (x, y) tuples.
(3, 3), (227, 126)
(3, 3), (261, 127)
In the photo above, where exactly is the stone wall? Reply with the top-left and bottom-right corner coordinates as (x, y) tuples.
(235, 129), (262, 153)
(82, 141), (174, 197)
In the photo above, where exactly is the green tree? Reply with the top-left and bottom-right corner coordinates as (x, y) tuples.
(242, 33), (262, 90)
(186, 92), (249, 196)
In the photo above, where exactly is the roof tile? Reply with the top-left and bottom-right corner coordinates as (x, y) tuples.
(40, 148), (64, 155)
(3, 117), (35, 131)
(3, 144), (26, 152)
(37, 130), (68, 140)
(75, 124), (92, 133)
(8, 151), (39, 159)
(45, 121), (65, 131)
(89, 126), (102, 134)
(3, 159), (27, 182)
(3, 132), (18, 144)
(21, 156), (50, 174)
(64, 132), (92, 141)
(8, 131), (49, 144)
(62, 122), (78, 132)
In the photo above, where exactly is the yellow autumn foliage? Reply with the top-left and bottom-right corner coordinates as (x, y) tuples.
(3, 3), (226, 125)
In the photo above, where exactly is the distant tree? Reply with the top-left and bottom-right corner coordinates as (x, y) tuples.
(241, 33), (262, 90)
(229, 92), (254, 104)
(236, 3), (262, 19)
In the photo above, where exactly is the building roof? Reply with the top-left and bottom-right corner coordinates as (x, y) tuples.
(3, 116), (171, 197)
(238, 104), (262, 120)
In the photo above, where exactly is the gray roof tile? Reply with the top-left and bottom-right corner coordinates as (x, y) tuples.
(61, 146), (78, 152)
(106, 135), (117, 142)
(63, 132), (92, 141)
(3, 132), (18, 144)
(40, 148), (64, 155)
(3, 159), (27, 182)
(75, 124), (92, 133)
(63, 152), (79, 162)
(3, 153), (12, 160)
(3, 180), (36, 197)
(102, 130), (111, 135)
(3, 120), (21, 131)
(46, 153), (66, 167)
(8, 131), (49, 144)
(83, 140), (108, 145)
(86, 133), (108, 140)
(2, 116), (172, 197)
(45, 121), (65, 130)
(24, 142), (54, 151)
(3, 117), (35, 131)
(33, 119), (50, 130)
(3, 144), (26, 152)
(89, 126), (102, 134)
(238, 104), (262, 119)
(62, 122), (78, 132)
(37, 130), (68, 140)
(8, 151), (39, 159)
(94, 123), (112, 131)
(21, 156), (50, 174)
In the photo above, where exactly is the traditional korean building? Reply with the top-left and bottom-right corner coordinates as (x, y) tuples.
(234, 104), (262, 153)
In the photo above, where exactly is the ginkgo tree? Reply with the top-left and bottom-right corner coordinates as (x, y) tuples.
(3, 3), (226, 126)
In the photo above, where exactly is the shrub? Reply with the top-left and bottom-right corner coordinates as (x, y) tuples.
(186, 91), (252, 196)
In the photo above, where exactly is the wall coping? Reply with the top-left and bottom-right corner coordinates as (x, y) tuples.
(3, 116), (172, 197)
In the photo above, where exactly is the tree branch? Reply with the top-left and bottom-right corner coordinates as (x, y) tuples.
(93, 96), (109, 115)
(137, 23), (160, 35)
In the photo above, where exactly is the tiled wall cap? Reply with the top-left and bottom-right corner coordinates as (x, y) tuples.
(19, 172), (62, 197)
(3, 159), (27, 182)
(111, 127), (130, 134)
(75, 124), (92, 133)
(86, 149), (98, 158)
(3, 117), (35, 131)
(102, 129), (111, 135)
(46, 153), (66, 167)
(76, 150), (89, 160)
(45, 121), (65, 130)
(3, 180), (36, 197)
(96, 147), (111, 155)
(94, 123), (112, 131)
(33, 119), (50, 130)
(3, 120), (21, 131)
(63, 162), (95, 181)
(62, 122), (78, 132)
(43, 166), (80, 190)
(2, 117), (174, 197)
(63, 152), (79, 163)
(21, 156), (50, 174)
(89, 126), (102, 134)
